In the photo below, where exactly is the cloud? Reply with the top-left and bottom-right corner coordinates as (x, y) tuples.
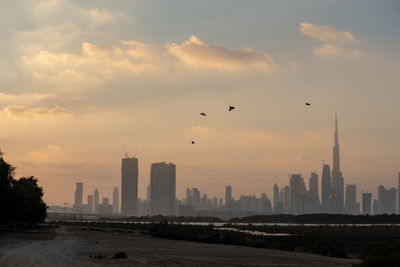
(3, 105), (73, 118)
(299, 23), (361, 57)
(167, 36), (277, 71)
(0, 93), (54, 105)
(30, 0), (126, 25)
(314, 44), (362, 57)
(86, 8), (126, 25)
(20, 41), (162, 88)
(299, 23), (356, 44)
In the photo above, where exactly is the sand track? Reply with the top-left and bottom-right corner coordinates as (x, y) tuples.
(0, 226), (360, 266)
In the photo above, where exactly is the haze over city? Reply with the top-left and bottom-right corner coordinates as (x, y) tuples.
(0, 0), (399, 206)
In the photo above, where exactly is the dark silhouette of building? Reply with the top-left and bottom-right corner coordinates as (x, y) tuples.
(283, 185), (290, 213)
(331, 112), (344, 213)
(87, 195), (93, 213)
(112, 187), (119, 214)
(186, 188), (193, 205)
(150, 162), (176, 216)
(121, 156), (138, 216)
(93, 189), (99, 214)
(377, 185), (397, 214)
(73, 182), (83, 212)
(362, 192), (372, 215)
(321, 164), (331, 213)
(273, 184), (279, 213)
(289, 174), (307, 214)
(225, 185), (233, 210)
(309, 172), (318, 196)
(192, 188), (200, 210)
(345, 184), (358, 215)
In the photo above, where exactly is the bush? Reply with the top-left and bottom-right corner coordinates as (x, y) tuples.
(112, 251), (128, 259)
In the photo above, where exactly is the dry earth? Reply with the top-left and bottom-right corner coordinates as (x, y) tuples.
(0, 226), (361, 266)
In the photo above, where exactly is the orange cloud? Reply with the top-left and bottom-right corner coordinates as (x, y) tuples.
(315, 44), (362, 57)
(3, 105), (73, 118)
(167, 36), (277, 71)
(299, 23), (355, 44)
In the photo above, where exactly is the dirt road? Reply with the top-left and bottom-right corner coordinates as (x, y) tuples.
(0, 226), (360, 266)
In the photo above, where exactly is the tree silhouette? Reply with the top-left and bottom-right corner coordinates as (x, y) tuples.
(0, 151), (47, 228)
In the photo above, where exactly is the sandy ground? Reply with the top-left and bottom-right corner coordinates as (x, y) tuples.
(0, 226), (361, 267)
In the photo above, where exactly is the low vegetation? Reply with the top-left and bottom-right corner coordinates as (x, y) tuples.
(148, 222), (400, 260)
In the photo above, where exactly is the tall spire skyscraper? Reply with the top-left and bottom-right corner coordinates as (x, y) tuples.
(331, 111), (344, 213)
(333, 111), (340, 172)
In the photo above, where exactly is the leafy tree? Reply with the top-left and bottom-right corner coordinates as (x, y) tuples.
(10, 177), (47, 227)
(0, 152), (14, 225)
(0, 151), (47, 228)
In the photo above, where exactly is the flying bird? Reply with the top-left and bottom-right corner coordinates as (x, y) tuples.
(200, 113), (206, 116)
(305, 103), (311, 106)
(228, 106), (235, 111)
(191, 141), (195, 144)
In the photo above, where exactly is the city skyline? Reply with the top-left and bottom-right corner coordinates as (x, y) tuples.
(0, 1), (399, 205)
(59, 114), (399, 217)
(45, 112), (399, 206)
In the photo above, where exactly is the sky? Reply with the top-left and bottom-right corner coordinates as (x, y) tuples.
(0, 0), (399, 205)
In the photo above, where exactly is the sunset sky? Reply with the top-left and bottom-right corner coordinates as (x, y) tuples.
(1, 0), (399, 205)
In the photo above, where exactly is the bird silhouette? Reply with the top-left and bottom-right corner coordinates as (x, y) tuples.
(200, 113), (206, 116)
(228, 106), (235, 111)
(191, 141), (195, 144)
(305, 103), (311, 106)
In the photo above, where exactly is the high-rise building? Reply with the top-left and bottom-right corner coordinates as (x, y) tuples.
(362, 192), (372, 215)
(186, 188), (193, 205)
(321, 164), (331, 213)
(112, 187), (119, 214)
(146, 184), (151, 201)
(289, 174), (307, 214)
(73, 182), (83, 212)
(87, 195), (93, 213)
(309, 172), (319, 196)
(283, 185), (290, 213)
(121, 156), (138, 216)
(377, 185), (397, 214)
(93, 189), (99, 214)
(150, 162), (176, 216)
(273, 184), (279, 212)
(345, 184), (357, 215)
(192, 188), (200, 209)
(331, 112), (344, 213)
(225, 185), (233, 210)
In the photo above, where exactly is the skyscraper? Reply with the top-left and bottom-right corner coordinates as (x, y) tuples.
(93, 189), (99, 214)
(73, 182), (83, 212)
(150, 162), (176, 216)
(331, 112), (345, 213)
(273, 184), (279, 212)
(345, 184), (357, 215)
(321, 164), (331, 213)
(87, 195), (93, 213)
(192, 188), (200, 209)
(289, 174), (307, 214)
(309, 172), (319, 196)
(186, 188), (193, 205)
(362, 192), (372, 215)
(377, 185), (397, 214)
(121, 156), (138, 216)
(283, 185), (290, 213)
(112, 187), (119, 214)
(225, 185), (233, 210)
